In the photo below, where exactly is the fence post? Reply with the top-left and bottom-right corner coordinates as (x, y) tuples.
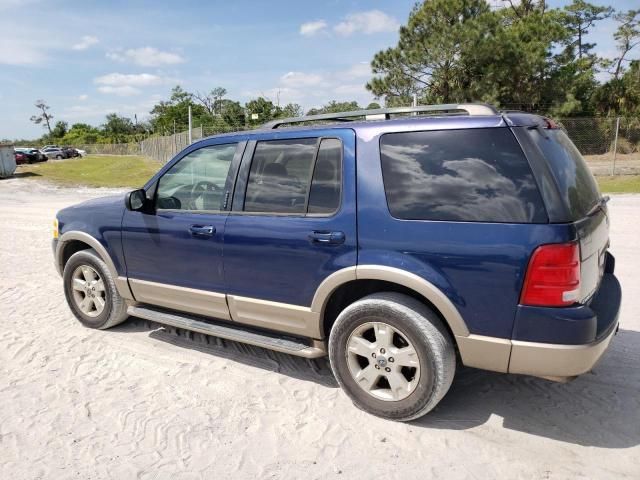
(611, 116), (620, 176)
(188, 105), (193, 144)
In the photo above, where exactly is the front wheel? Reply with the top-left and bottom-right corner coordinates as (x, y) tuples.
(328, 292), (456, 421)
(63, 249), (128, 329)
(55, 155), (63, 159)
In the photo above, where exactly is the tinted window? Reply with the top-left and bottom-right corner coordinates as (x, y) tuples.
(244, 138), (317, 213)
(527, 128), (600, 220)
(308, 138), (342, 214)
(380, 128), (547, 223)
(156, 144), (236, 211)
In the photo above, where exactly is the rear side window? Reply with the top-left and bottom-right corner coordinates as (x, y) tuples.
(243, 137), (342, 215)
(308, 138), (342, 214)
(379, 128), (547, 223)
(527, 128), (600, 220)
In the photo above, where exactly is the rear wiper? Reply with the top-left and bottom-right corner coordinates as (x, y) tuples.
(586, 196), (609, 217)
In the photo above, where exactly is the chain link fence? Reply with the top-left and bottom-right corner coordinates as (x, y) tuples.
(78, 116), (640, 174)
(139, 126), (205, 164)
(558, 117), (640, 176)
(76, 143), (142, 155)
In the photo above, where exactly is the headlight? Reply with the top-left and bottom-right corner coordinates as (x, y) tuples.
(53, 218), (59, 239)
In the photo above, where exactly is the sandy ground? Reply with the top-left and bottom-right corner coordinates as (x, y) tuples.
(583, 152), (640, 176)
(0, 177), (639, 480)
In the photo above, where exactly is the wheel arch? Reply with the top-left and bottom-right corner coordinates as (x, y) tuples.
(56, 231), (133, 299)
(312, 265), (469, 341)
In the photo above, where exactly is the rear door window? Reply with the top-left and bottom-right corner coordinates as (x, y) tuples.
(243, 137), (342, 215)
(379, 128), (547, 223)
(526, 128), (600, 220)
(243, 138), (317, 214)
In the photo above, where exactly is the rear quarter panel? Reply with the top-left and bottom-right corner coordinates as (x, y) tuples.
(355, 120), (574, 339)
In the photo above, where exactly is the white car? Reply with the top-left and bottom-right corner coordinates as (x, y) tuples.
(75, 149), (87, 157)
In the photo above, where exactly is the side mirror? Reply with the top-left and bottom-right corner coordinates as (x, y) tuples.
(126, 189), (148, 212)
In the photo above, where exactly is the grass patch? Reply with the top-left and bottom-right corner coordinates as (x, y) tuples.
(596, 175), (640, 194)
(19, 155), (163, 188)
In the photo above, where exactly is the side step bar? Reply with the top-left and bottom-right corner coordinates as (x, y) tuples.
(128, 305), (326, 359)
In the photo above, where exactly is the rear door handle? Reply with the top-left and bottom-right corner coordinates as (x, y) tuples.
(309, 230), (345, 245)
(189, 225), (215, 237)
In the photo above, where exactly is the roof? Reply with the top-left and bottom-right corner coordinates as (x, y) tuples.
(195, 105), (547, 143)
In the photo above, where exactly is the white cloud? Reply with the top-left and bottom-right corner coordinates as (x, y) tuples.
(0, 38), (47, 65)
(94, 73), (172, 97)
(300, 20), (327, 37)
(334, 10), (399, 36)
(106, 47), (185, 67)
(97, 85), (141, 96)
(0, 0), (38, 10)
(72, 35), (99, 51)
(94, 72), (165, 87)
(343, 62), (371, 79)
(60, 96), (161, 122)
(78, 94), (88, 101)
(280, 71), (324, 87)
(244, 62), (375, 110)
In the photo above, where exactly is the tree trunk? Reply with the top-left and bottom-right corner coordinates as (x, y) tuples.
(578, 28), (582, 59)
(44, 114), (52, 135)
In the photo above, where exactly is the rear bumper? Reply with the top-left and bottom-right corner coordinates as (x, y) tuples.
(509, 272), (620, 378)
(458, 271), (621, 379)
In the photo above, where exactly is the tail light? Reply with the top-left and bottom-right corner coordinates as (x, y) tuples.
(520, 242), (580, 307)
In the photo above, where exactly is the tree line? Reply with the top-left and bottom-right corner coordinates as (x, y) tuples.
(25, 89), (380, 145)
(368, 0), (639, 117)
(22, 0), (639, 146)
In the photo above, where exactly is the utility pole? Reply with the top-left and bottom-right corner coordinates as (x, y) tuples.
(188, 105), (193, 144)
(612, 116), (620, 175)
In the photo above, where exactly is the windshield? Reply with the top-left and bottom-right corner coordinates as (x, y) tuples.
(527, 128), (601, 220)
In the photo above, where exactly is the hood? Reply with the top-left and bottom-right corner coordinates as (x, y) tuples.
(67, 194), (126, 210)
(57, 194), (127, 230)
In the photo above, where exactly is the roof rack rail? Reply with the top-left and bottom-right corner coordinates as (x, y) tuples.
(262, 103), (499, 129)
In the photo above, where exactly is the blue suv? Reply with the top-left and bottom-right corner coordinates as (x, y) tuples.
(53, 104), (621, 421)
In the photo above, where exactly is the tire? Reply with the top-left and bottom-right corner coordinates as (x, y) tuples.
(56, 155), (62, 159)
(63, 249), (128, 330)
(328, 292), (456, 421)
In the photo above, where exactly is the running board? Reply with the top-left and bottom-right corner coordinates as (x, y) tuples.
(127, 305), (326, 359)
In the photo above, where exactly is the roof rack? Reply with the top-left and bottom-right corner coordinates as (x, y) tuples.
(262, 103), (499, 129)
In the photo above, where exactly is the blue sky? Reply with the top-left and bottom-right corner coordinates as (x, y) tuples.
(0, 0), (637, 139)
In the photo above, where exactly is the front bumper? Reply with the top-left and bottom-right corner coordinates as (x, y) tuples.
(52, 239), (61, 275)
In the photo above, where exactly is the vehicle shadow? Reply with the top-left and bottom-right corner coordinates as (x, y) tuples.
(2, 172), (41, 179)
(113, 319), (639, 448)
(417, 328), (640, 448)
(112, 317), (338, 388)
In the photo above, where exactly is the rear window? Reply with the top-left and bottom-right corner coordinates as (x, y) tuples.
(379, 128), (547, 223)
(527, 128), (600, 220)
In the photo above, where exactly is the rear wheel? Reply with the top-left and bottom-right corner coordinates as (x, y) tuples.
(55, 155), (63, 159)
(63, 249), (128, 329)
(328, 292), (456, 421)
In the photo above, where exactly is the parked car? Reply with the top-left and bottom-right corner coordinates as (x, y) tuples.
(42, 147), (66, 159)
(14, 150), (28, 165)
(15, 147), (47, 163)
(52, 104), (621, 421)
(75, 148), (87, 157)
(42, 144), (60, 150)
(62, 146), (80, 158)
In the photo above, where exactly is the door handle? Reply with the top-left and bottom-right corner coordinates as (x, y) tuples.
(189, 225), (215, 237)
(309, 230), (345, 245)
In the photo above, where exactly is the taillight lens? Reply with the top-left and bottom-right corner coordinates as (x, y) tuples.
(520, 242), (581, 307)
